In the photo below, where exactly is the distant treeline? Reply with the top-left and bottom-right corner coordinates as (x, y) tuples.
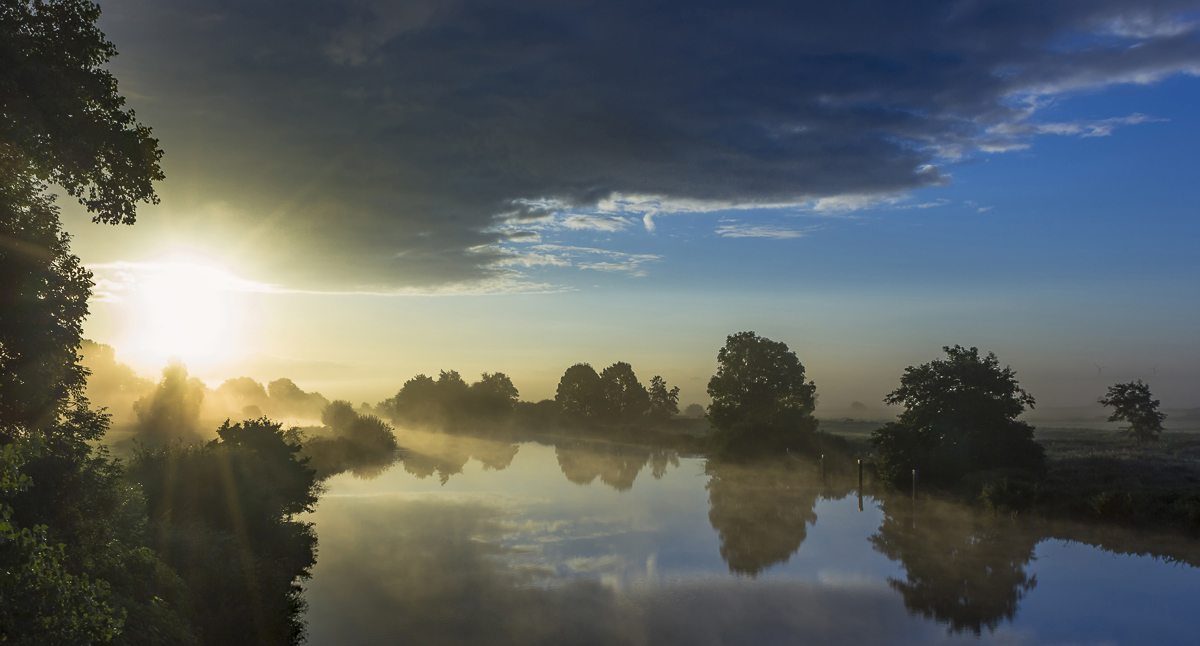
(80, 342), (698, 449)
(373, 362), (681, 431)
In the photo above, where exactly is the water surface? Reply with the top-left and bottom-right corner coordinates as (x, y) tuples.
(302, 431), (1200, 645)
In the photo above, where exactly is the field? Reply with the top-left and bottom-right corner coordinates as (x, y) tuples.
(816, 419), (1200, 535)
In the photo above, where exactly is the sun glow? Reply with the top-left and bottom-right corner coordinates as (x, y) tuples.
(109, 259), (265, 371)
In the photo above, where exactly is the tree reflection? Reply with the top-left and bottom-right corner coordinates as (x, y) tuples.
(869, 499), (1039, 635)
(704, 460), (828, 576)
(397, 429), (521, 485)
(555, 440), (680, 491)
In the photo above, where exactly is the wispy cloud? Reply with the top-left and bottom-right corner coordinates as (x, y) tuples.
(560, 214), (634, 232)
(892, 198), (951, 210)
(489, 244), (661, 277)
(988, 113), (1166, 140)
(715, 224), (811, 240)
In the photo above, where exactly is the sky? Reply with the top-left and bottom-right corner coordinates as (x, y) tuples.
(67, 0), (1200, 416)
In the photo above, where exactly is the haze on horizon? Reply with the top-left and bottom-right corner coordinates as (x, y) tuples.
(68, 0), (1200, 415)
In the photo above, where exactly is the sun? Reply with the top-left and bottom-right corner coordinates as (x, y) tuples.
(117, 259), (259, 370)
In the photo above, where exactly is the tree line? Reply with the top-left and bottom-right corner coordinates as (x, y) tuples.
(700, 331), (1168, 498)
(371, 362), (681, 430)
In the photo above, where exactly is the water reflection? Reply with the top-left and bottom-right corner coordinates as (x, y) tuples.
(306, 494), (1004, 645)
(397, 428), (521, 484)
(556, 439), (681, 491)
(870, 499), (1039, 635)
(301, 436), (1200, 645)
(705, 459), (860, 576)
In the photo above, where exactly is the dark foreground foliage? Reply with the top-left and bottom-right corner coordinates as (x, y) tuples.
(127, 418), (321, 644)
(1, 408), (198, 644)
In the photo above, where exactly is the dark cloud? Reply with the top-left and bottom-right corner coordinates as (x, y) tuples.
(98, 0), (1200, 289)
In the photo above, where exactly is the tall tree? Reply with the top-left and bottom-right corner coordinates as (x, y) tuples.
(468, 372), (519, 418)
(599, 361), (650, 422)
(706, 332), (817, 455)
(871, 346), (1044, 486)
(1, 0), (163, 435)
(647, 375), (680, 421)
(1099, 380), (1166, 445)
(1, 0), (164, 224)
(555, 363), (604, 419)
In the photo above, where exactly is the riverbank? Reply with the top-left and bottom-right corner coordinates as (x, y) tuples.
(810, 422), (1200, 537)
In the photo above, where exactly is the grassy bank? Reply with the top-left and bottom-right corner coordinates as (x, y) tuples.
(1034, 428), (1200, 534)
(816, 421), (1200, 536)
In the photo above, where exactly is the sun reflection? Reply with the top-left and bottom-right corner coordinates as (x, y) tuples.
(113, 259), (262, 370)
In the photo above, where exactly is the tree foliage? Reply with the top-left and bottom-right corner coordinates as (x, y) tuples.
(871, 346), (1044, 487)
(1, 0), (164, 225)
(555, 363), (603, 419)
(0, 161), (93, 434)
(305, 400), (399, 479)
(383, 370), (520, 428)
(1099, 380), (1166, 445)
(706, 332), (818, 456)
(467, 372), (519, 419)
(0, 441), (125, 644)
(647, 375), (681, 421)
(127, 418), (320, 644)
(599, 361), (650, 422)
(1, 0), (162, 436)
(554, 362), (679, 426)
(131, 361), (206, 443)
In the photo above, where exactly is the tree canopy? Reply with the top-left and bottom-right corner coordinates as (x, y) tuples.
(555, 363), (603, 419)
(1099, 380), (1166, 444)
(383, 369), (521, 428)
(599, 361), (650, 422)
(706, 332), (818, 456)
(1, 0), (164, 225)
(871, 346), (1045, 486)
(647, 375), (681, 421)
(1, 0), (163, 436)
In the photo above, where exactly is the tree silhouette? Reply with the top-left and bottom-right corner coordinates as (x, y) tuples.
(467, 372), (520, 419)
(871, 346), (1044, 486)
(647, 375), (681, 421)
(556, 363), (604, 419)
(706, 332), (818, 456)
(1, 0), (163, 435)
(132, 360), (206, 443)
(599, 361), (650, 422)
(1100, 380), (1166, 444)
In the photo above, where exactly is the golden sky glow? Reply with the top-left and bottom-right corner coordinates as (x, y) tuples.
(95, 256), (267, 373)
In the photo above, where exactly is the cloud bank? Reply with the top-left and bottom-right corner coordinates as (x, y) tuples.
(99, 0), (1200, 290)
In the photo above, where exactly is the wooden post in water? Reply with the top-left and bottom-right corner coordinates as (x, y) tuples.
(912, 469), (918, 500)
(820, 454), (825, 481)
(857, 459), (864, 511)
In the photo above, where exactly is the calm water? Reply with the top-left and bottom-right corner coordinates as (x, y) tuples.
(301, 430), (1200, 645)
